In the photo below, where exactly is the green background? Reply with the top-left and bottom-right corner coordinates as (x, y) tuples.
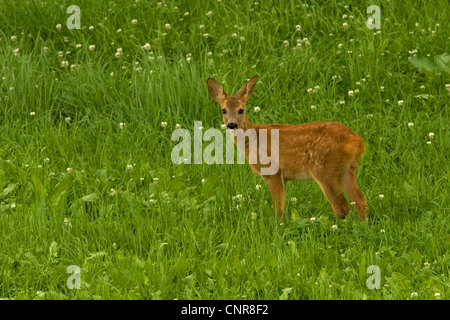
(0, 0), (448, 299)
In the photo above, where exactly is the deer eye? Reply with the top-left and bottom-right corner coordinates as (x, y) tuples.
(222, 109), (227, 114)
(238, 109), (244, 114)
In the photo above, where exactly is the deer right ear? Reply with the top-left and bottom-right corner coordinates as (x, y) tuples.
(207, 78), (227, 104)
(236, 75), (258, 102)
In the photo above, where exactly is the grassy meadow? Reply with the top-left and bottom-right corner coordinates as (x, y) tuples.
(0, 0), (449, 300)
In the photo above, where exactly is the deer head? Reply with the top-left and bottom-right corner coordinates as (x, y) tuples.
(207, 75), (259, 130)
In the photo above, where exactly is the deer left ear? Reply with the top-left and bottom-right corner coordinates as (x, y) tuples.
(207, 78), (227, 104)
(236, 75), (259, 102)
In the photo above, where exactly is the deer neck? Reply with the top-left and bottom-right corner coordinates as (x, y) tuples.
(240, 117), (255, 131)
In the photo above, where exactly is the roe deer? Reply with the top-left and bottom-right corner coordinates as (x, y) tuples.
(207, 75), (368, 221)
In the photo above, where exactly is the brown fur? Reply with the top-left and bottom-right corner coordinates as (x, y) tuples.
(207, 75), (368, 221)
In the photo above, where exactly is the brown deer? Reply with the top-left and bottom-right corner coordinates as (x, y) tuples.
(207, 75), (368, 221)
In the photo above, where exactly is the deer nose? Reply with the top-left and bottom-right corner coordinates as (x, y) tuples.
(227, 122), (238, 129)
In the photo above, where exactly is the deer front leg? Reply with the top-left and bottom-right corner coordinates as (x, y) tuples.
(264, 173), (286, 219)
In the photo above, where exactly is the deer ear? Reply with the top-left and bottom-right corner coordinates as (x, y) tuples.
(236, 75), (259, 102)
(207, 78), (227, 104)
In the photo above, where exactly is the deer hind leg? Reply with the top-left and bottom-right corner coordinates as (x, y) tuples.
(314, 173), (349, 219)
(340, 163), (368, 221)
(264, 173), (286, 219)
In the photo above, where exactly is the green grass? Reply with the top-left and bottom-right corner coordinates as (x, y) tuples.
(0, 0), (449, 300)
